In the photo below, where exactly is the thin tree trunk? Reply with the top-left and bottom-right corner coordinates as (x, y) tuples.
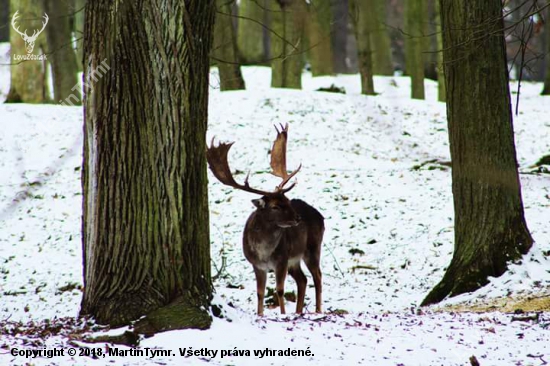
(370, 0), (393, 75)
(74, 0), (85, 72)
(306, 0), (334, 76)
(0, 0), (9, 42)
(42, 0), (81, 105)
(331, 0), (350, 74)
(270, 0), (307, 89)
(6, 0), (48, 103)
(80, 0), (214, 331)
(421, 0), (533, 306)
(542, 6), (550, 94)
(237, 0), (264, 64)
(350, 0), (375, 95)
(405, 0), (426, 99)
(435, 0), (445, 102)
(213, 0), (245, 90)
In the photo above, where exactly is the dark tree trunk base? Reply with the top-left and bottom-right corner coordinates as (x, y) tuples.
(5, 88), (23, 103)
(81, 295), (211, 343)
(133, 294), (212, 336)
(421, 218), (532, 306)
(81, 288), (165, 327)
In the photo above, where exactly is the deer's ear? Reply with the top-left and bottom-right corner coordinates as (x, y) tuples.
(252, 198), (265, 209)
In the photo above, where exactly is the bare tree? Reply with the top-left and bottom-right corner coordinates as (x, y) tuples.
(306, 0), (334, 76)
(370, 0), (393, 75)
(542, 4), (550, 94)
(42, 0), (81, 104)
(80, 0), (215, 332)
(0, 0), (9, 42)
(214, 0), (246, 90)
(349, 0), (375, 94)
(270, 0), (307, 89)
(422, 0), (533, 306)
(404, 0), (426, 99)
(73, 0), (85, 71)
(435, 0), (445, 101)
(237, 0), (265, 64)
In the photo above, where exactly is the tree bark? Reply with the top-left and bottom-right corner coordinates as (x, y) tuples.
(421, 0), (533, 306)
(6, 0), (49, 103)
(80, 0), (214, 330)
(270, 0), (307, 89)
(350, 0), (375, 95)
(370, 0), (393, 75)
(542, 5), (550, 94)
(237, 0), (264, 64)
(306, 0), (334, 76)
(404, 0), (426, 99)
(42, 0), (81, 105)
(213, 0), (245, 90)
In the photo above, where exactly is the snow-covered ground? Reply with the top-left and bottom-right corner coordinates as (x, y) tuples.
(1, 42), (549, 365)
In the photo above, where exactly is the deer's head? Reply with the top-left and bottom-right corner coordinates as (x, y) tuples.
(251, 193), (300, 228)
(11, 11), (49, 54)
(206, 124), (302, 226)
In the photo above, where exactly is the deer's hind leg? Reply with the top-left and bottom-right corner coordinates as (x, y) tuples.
(288, 262), (307, 314)
(304, 234), (323, 313)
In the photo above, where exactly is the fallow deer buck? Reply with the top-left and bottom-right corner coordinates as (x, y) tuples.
(206, 124), (324, 316)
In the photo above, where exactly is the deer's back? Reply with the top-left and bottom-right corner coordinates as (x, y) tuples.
(290, 199), (324, 255)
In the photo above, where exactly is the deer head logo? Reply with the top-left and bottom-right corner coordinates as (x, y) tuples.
(11, 11), (49, 54)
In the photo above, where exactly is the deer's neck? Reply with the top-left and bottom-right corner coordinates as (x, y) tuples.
(246, 215), (287, 265)
(249, 216), (284, 243)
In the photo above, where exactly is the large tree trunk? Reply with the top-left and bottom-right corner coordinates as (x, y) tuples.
(306, 0), (333, 76)
(237, 0), (264, 64)
(542, 6), (550, 94)
(349, 0), (375, 95)
(42, 0), (81, 105)
(6, 0), (49, 103)
(404, 0), (426, 99)
(370, 0), (393, 75)
(80, 0), (214, 331)
(213, 0), (245, 91)
(270, 0), (307, 89)
(421, 0), (533, 306)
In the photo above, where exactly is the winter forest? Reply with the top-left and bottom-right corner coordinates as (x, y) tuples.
(0, 0), (550, 365)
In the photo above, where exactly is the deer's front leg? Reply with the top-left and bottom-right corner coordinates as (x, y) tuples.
(275, 262), (288, 315)
(253, 267), (267, 316)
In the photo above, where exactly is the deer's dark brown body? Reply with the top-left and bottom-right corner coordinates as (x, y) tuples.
(243, 195), (324, 315)
(206, 124), (324, 315)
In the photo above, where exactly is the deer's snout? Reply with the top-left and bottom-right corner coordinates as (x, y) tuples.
(278, 214), (300, 228)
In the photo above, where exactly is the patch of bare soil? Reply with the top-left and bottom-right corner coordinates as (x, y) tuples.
(436, 293), (550, 313)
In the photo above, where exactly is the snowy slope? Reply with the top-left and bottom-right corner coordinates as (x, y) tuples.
(0, 42), (549, 365)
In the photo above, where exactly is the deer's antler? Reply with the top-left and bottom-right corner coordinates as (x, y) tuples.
(270, 123), (301, 192)
(206, 124), (302, 196)
(206, 138), (274, 196)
